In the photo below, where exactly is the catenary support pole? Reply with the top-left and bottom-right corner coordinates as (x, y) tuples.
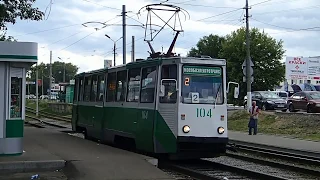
(245, 0), (252, 110)
(41, 70), (44, 96)
(113, 42), (116, 66)
(63, 63), (66, 82)
(36, 63), (39, 117)
(49, 50), (52, 98)
(122, 5), (126, 65)
(132, 36), (135, 62)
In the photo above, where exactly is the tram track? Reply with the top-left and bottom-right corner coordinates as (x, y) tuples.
(161, 159), (296, 180)
(229, 141), (320, 167)
(25, 107), (71, 122)
(161, 143), (320, 180)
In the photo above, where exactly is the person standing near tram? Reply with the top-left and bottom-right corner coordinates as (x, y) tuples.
(248, 101), (259, 135)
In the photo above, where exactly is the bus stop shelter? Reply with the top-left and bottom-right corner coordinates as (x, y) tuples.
(0, 41), (38, 156)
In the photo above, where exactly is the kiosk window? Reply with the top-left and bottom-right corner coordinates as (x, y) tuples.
(10, 77), (22, 119)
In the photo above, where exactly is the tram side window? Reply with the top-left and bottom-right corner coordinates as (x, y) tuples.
(83, 76), (92, 102)
(127, 68), (141, 102)
(160, 64), (177, 103)
(107, 72), (116, 102)
(96, 74), (105, 102)
(78, 77), (84, 101)
(140, 66), (157, 103)
(90, 75), (98, 102)
(74, 78), (78, 102)
(116, 70), (127, 102)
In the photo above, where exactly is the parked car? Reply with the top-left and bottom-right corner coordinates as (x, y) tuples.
(287, 91), (320, 113)
(244, 91), (287, 111)
(271, 91), (289, 102)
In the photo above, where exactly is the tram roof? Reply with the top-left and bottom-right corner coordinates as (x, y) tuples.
(74, 56), (226, 77)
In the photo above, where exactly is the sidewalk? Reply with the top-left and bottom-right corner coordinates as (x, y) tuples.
(1, 124), (173, 180)
(229, 130), (320, 154)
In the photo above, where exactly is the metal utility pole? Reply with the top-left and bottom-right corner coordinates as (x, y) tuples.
(63, 63), (66, 83)
(36, 63), (39, 117)
(49, 51), (52, 97)
(245, 0), (252, 110)
(105, 35), (122, 67)
(41, 70), (44, 96)
(122, 5), (126, 65)
(132, 36), (135, 62)
(113, 43), (116, 66)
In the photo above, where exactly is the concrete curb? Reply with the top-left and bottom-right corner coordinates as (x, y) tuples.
(0, 160), (66, 173)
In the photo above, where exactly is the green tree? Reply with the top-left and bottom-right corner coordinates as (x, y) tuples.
(0, 0), (44, 29)
(0, 0), (44, 40)
(220, 27), (285, 104)
(27, 62), (79, 95)
(0, 32), (16, 41)
(187, 34), (225, 58)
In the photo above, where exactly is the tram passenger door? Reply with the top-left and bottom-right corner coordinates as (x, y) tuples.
(136, 66), (158, 152)
(156, 64), (178, 153)
(91, 74), (104, 139)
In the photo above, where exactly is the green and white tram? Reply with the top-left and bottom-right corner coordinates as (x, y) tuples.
(72, 56), (239, 159)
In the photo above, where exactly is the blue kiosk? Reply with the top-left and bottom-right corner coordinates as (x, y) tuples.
(0, 41), (38, 155)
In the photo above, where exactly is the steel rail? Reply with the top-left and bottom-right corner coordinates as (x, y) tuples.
(226, 152), (320, 177)
(161, 159), (292, 180)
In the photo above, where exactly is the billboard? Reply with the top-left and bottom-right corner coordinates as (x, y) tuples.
(307, 57), (320, 80)
(285, 56), (320, 80)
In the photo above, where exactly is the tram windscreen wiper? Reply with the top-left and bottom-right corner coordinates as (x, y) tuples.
(213, 84), (221, 109)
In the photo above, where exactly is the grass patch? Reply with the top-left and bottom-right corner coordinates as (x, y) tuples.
(25, 99), (72, 116)
(228, 110), (320, 141)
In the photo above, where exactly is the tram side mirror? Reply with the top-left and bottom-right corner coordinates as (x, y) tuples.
(234, 87), (239, 99)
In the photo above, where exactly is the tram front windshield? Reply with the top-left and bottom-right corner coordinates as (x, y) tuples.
(182, 66), (223, 104)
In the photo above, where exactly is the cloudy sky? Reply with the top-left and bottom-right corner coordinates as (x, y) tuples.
(4, 0), (320, 73)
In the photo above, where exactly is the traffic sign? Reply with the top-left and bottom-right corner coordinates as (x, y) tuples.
(243, 76), (254, 83)
(243, 66), (253, 76)
(242, 58), (254, 68)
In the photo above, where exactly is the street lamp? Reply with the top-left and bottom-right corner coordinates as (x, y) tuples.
(58, 57), (70, 83)
(105, 34), (122, 66)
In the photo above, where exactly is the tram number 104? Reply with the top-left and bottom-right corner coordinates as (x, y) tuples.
(196, 108), (212, 118)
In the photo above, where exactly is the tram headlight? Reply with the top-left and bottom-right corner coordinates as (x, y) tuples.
(217, 127), (225, 134)
(182, 125), (190, 133)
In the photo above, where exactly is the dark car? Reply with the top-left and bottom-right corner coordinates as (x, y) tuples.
(287, 91), (320, 113)
(244, 91), (287, 111)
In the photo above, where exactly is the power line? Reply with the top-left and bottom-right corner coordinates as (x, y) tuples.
(81, 0), (122, 11)
(252, 0), (299, 6)
(170, 2), (240, 9)
(44, 31), (84, 48)
(251, 0), (273, 6)
(60, 32), (96, 51)
(253, 4), (320, 15)
(252, 18), (320, 31)
(196, 8), (243, 22)
(14, 24), (81, 37)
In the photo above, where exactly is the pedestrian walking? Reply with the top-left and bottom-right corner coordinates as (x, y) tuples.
(248, 101), (259, 135)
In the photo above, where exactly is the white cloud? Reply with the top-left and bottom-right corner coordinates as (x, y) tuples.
(4, 0), (320, 75)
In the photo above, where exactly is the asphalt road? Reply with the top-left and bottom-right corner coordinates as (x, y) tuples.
(23, 126), (172, 180)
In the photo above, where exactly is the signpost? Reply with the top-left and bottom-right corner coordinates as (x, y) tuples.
(242, 58), (254, 110)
